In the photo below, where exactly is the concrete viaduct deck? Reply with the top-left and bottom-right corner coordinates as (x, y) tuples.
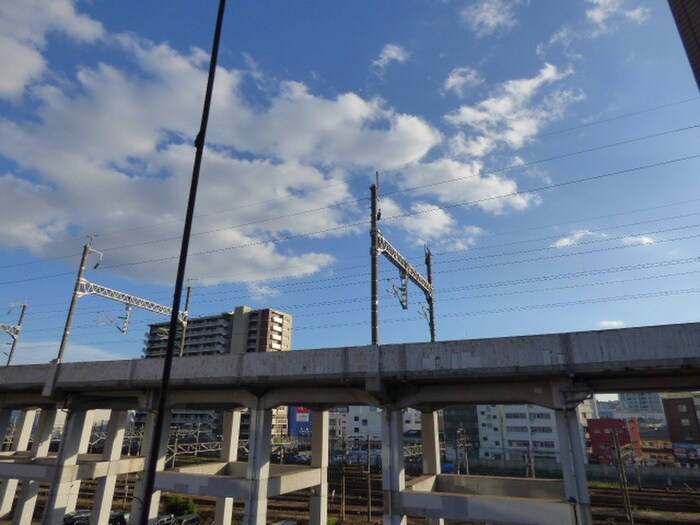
(0, 322), (698, 525)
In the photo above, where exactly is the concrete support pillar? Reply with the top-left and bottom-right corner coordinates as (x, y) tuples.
(13, 409), (58, 525)
(214, 409), (242, 525)
(420, 411), (444, 525)
(420, 411), (441, 476)
(310, 410), (329, 525)
(132, 410), (171, 524)
(0, 409), (37, 518)
(555, 408), (593, 525)
(90, 410), (128, 525)
(42, 409), (94, 525)
(381, 408), (406, 525)
(243, 405), (272, 525)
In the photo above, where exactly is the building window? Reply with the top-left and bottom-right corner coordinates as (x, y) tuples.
(681, 418), (691, 426)
(678, 405), (688, 412)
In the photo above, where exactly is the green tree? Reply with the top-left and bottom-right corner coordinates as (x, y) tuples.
(164, 495), (197, 516)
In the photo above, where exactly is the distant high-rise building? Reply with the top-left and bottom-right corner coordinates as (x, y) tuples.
(618, 392), (664, 415)
(144, 305), (292, 357)
(477, 404), (561, 463)
(142, 306), (293, 436)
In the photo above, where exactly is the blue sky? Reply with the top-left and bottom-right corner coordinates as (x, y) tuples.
(0, 0), (699, 365)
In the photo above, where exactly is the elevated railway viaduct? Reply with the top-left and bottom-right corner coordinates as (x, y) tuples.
(0, 322), (699, 525)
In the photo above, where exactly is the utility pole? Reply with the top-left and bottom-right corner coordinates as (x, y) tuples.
(56, 243), (95, 364)
(366, 434), (372, 523)
(370, 179), (435, 344)
(54, 242), (188, 365)
(370, 182), (380, 345)
(612, 429), (634, 524)
(1, 302), (27, 365)
(341, 433), (347, 524)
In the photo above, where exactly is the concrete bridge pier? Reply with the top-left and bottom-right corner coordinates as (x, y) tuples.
(132, 410), (172, 524)
(382, 408), (407, 525)
(214, 409), (242, 525)
(555, 407), (592, 525)
(41, 408), (94, 525)
(420, 411), (444, 525)
(0, 409), (36, 518)
(13, 409), (58, 525)
(243, 404), (272, 525)
(309, 410), (329, 525)
(90, 409), (129, 525)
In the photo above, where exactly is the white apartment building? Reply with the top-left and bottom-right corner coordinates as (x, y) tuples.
(142, 305), (293, 436)
(477, 404), (560, 463)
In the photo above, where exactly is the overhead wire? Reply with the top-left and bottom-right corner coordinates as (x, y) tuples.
(1, 119), (698, 271)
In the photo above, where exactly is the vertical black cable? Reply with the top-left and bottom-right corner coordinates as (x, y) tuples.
(138, 1), (227, 523)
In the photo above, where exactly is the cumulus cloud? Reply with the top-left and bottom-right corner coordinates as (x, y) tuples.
(0, 26), (441, 286)
(538, 1), (649, 59)
(377, 197), (486, 251)
(599, 320), (625, 329)
(396, 159), (540, 216)
(586, 0), (649, 32)
(372, 44), (409, 71)
(445, 63), (583, 158)
(552, 229), (607, 248)
(460, 0), (520, 38)
(443, 67), (484, 98)
(622, 235), (655, 245)
(0, 0), (103, 99)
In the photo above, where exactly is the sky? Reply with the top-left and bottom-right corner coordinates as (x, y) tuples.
(0, 0), (699, 367)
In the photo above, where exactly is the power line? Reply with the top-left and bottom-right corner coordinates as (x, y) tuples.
(93, 153), (700, 271)
(1, 121), (697, 270)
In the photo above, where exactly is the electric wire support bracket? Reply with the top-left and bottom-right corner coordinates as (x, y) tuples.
(370, 179), (436, 344)
(1, 302), (27, 366)
(77, 279), (188, 326)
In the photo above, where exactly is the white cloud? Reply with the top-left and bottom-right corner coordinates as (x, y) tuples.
(446, 63), (583, 158)
(401, 203), (457, 244)
(397, 158), (540, 215)
(586, 0), (649, 32)
(536, 26), (584, 60)
(0, 32), (442, 286)
(599, 320), (625, 329)
(622, 235), (655, 245)
(460, 0), (519, 38)
(377, 197), (486, 250)
(538, 2), (649, 60)
(443, 67), (484, 98)
(552, 229), (607, 248)
(0, 0), (103, 99)
(372, 44), (409, 70)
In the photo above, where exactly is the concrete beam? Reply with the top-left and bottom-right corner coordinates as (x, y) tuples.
(0, 323), (697, 399)
(400, 491), (577, 524)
